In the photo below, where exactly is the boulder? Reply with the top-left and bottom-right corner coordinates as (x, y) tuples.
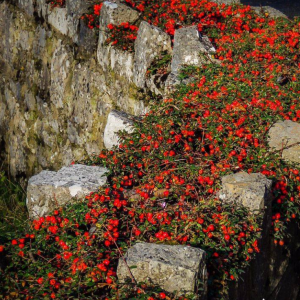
(170, 26), (215, 76)
(268, 120), (300, 164)
(27, 164), (107, 218)
(133, 21), (172, 89)
(104, 110), (134, 149)
(219, 172), (272, 213)
(117, 243), (207, 297)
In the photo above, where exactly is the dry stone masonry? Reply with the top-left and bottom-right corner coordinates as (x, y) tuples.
(4, 1), (300, 299)
(268, 120), (300, 164)
(97, 1), (140, 79)
(27, 164), (107, 218)
(165, 26), (215, 91)
(133, 21), (172, 91)
(170, 26), (215, 76)
(219, 172), (273, 213)
(117, 243), (207, 298)
(104, 110), (134, 149)
(1, 0), (219, 177)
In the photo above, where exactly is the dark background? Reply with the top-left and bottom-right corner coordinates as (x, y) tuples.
(241, 0), (300, 18)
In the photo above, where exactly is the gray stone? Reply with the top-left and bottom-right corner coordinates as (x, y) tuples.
(77, 19), (98, 53)
(117, 243), (207, 297)
(219, 172), (272, 213)
(27, 164), (107, 218)
(99, 1), (140, 28)
(16, 0), (35, 16)
(104, 110), (134, 149)
(0, 1), (144, 177)
(36, 0), (49, 21)
(66, 0), (97, 18)
(50, 40), (73, 109)
(268, 120), (300, 164)
(133, 21), (172, 89)
(48, 6), (79, 41)
(171, 26), (215, 76)
(97, 1), (140, 77)
(251, 6), (287, 18)
(164, 73), (196, 95)
(48, 7), (69, 36)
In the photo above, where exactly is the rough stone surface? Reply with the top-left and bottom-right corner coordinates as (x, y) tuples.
(171, 26), (215, 76)
(97, 1), (140, 79)
(268, 120), (300, 164)
(66, 0), (97, 18)
(251, 5), (287, 18)
(27, 164), (107, 218)
(36, 0), (49, 21)
(48, 7), (79, 41)
(16, 0), (35, 16)
(104, 110), (134, 149)
(134, 21), (172, 89)
(219, 172), (272, 213)
(117, 243), (207, 297)
(77, 19), (98, 53)
(0, 1), (145, 177)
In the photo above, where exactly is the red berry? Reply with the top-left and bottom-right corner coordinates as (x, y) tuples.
(37, 278), (43, 284)
(224, 234), (230, 241)
(207, 225), (215, 232)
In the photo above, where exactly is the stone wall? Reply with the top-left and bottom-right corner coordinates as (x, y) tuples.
(0, 0), (146, 177)
(0, 0), (291, 178)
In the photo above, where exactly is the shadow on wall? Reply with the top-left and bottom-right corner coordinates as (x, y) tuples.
(241, 0), (300, 18)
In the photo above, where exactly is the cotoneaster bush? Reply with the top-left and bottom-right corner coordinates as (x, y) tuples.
(2, 1), (300, 300)
(46, 0), (66, 8)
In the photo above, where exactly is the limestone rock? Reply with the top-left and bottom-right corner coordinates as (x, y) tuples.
(133, 21), (172, 89)
(16, 0), (35, 16)
(48, 7), (79, 41)
(99, 1), (140, 28)
(36, 0), (49, 21)
(268, 120), (300, 164)
(164, 73), (195, 95)
(50, 40), (73, 109)
(0, 1), (144, 177)
(117, 243), (207, 297)
(66, 0), (97, 18)
(48, 7), (69, 36)
(171, 26), (215, 76)
(97, 1), (140, 77)
(219, 172), (272, 213)
(104, 110), (134, 149)
(77, 19), (98, 53)
(27, 164), (107, 218)
(251, 6), (287, 18)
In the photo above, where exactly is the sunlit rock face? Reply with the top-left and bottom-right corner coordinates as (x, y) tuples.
(0, 1), (146, 177)
(117, 242), (207, 298)
(26, 164), (107, 218)
(268, 120), (300, 165)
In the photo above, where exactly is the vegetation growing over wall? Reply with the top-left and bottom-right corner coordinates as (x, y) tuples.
(1, 0), (300, 299)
